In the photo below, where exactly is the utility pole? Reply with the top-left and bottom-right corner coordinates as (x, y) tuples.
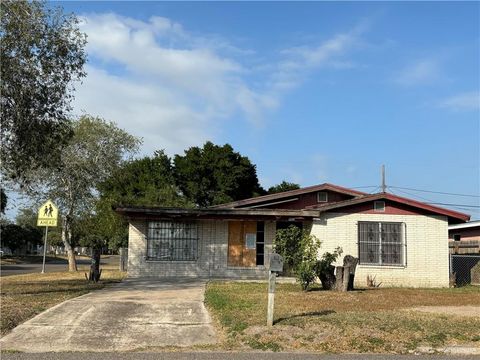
(381, 165), (386, 193)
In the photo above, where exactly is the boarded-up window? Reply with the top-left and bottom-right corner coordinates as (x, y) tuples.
(147, 221), (198, 261)
(228, 221), (264, 267)
(358, 222), (404, 266)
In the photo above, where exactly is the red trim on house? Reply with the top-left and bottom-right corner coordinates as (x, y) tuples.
(211, 183), (366, 209)
(310, 192), (470, 223)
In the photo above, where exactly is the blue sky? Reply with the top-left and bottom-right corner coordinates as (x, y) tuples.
(6, 1), (480, 219)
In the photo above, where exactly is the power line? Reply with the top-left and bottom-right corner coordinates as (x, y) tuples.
(390, 186), (480, 198)
(425, 203), (480, 208)
(392, 188), (436, 203)
(391, 188), (478, 214)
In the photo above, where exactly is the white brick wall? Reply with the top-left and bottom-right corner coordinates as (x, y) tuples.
(310, 213), (450, 288)
(127, 219), (275, 279)
(127, 214), (449, 287)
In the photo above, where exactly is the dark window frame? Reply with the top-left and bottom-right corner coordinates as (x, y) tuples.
(317, 191), (328, 203)
(256, 221), (265, 266)
(358, 221), (405, 267)
(453, 234), (461, 241)
(146, 221), (199, 261)
(374, 201), (386, 212)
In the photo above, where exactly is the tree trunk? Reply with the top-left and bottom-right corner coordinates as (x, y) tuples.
(61, 215), (77, 271)
(335, 259), (358, 292)
(342, 265), (350, 292)
(119, 247), (128, 272)
(319, 265), (336, 290)
(343, 255), (358, 291)
(335, 266), (344, 291)
(88, 248), (101, 282)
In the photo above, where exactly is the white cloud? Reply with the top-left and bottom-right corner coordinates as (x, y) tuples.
(74, 66), (213, 154)
(394, 59), (441, 86)
(73, 13), (364, 155)
(74, 13), (272, 154)
(270, 27), (364, 93)
(438, 91), (480, 111)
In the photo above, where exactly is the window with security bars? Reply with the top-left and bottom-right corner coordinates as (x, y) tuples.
(147, 221), (198, 261)
(358, 222), (404, 266)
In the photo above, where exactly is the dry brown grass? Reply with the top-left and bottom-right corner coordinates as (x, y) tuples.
(0, 270), (126, 335)
(205, 282), (480, 353)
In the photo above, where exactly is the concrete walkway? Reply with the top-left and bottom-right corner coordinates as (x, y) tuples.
(0, 279), (217, 352)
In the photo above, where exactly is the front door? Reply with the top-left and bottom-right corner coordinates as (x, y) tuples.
(228, 221), (257, 267)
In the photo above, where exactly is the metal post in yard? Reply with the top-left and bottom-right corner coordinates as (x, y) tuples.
(267, 270), (276, 327)
(41, 226), (48, 273)
(267, 253), (283, 327)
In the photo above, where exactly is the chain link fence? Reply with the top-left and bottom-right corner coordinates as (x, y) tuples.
(450, 254), (480, 286)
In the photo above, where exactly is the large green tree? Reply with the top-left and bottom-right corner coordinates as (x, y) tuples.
(0, 0), (87, 182)
(267, 181), (300, 194)
(1, 209), (43, 254)
(96, 150), (192, 249)
(25, 115), (140, 271)
(173, 142), (265, 207)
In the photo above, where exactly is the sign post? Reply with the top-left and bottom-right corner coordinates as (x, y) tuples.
(267, 253), (284, 327)
(37, 200), (58, 273)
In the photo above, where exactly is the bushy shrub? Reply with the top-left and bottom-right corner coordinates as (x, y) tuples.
(297, 261), (317, 291)
(274, 225), (321, 291)
(274, 225), (303, 274)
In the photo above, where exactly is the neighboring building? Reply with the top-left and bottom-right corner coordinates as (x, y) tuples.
(448, 220), (480, 255)
(449, 220), (480, 242)
(116, 183), (470, 288)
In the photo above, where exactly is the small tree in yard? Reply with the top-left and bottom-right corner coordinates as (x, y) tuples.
(274, 225), (321, 291)
(21, 115), (140, 271)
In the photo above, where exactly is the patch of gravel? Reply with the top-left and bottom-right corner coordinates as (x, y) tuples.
(408, 306), (480, 317)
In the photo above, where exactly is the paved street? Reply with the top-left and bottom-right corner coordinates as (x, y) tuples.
(1, 353), (479, 360)
(0, 279), (216, 352)
(0, 256), (118, 276)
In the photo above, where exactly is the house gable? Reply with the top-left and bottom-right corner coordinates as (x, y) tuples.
(313, 193), (470, 224)
(212, 183), (365, 210)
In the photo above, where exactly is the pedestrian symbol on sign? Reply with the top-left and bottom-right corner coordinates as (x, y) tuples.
(37, 200), (59, 274)
(37, 200), (58, 227)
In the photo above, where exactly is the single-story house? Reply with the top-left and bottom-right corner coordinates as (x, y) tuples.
(115, 183), (470, 287)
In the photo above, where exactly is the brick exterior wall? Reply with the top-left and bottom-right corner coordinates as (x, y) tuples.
(310, 213), (450, 288)
(127, 214), (450, 287)
(127, 219), (275, 279)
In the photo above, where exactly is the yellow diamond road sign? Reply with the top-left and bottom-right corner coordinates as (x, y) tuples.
(37, 200), (58, 227)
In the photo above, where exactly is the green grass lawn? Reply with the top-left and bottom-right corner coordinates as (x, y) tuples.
(205, 282), (480, 353)
(0, 270), (126, 335)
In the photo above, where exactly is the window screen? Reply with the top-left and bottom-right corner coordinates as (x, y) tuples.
(358, 222), (404, 266)
(317, 192), (328, 202)
(147, 221), (198, 261)
(374, 201), (385, 212)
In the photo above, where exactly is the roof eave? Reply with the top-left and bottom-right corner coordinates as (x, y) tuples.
(114, 206), (320, 220)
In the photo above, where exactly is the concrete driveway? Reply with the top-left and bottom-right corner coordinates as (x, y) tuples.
(0, 279), (217, 352)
